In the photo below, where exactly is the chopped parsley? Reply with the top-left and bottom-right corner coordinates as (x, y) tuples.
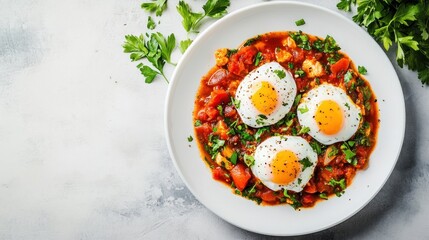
(244, 154), (255, 167)
(274, 69), (286, 79)
(297, 105), (309, 114)
(295, 18), (306, 26)
(299, 157), (313, 171)
(358, 65), (367, 75)
(297, 126), (310, 135)
(229, 151), (238, 165)
(187, 135), (193, 142)
(254, 52), (263, 66)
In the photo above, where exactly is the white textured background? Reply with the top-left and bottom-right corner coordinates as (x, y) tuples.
(1, 0), (428, 239)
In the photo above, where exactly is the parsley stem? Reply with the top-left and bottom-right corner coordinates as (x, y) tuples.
(160, 71), (169, 84)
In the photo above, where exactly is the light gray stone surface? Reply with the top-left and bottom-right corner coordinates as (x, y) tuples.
(0, 0), (428, 239)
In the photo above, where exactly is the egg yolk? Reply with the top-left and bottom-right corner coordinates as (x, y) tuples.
(251, 81), (278, 115)
(271, 150), (300, 185)
(315, 100), (344, 135)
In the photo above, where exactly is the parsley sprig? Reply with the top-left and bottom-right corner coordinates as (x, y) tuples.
(177, 0), (230, 33)
(122, 32), (176, 83)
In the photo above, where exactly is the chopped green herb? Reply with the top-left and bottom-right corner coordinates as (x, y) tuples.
(328, 145), (339, 158)
(299, 157), (313, 171)
(217, 105), (223, 115)
(244, 154), (255, 167)
(358, 65), (367, 75)
(329, 178), (346, 190)
(310, 140), (323, 155)
(293, 94), (302, 107)
(255, 127), (270, 142)
(344, 70), (353, 83)
(295, 69), (305, 77)
(298, 105), (309, 114)
(244, 35), (261, 46)
(325, 166), (333, 172)
(288, 62), (294, 69)
(231, 97), (240, 109)
(295, 18), (306, 26)
(344, 102), (351, 110)
(319, 193), (329, 200)
(274, 69), (286, 79)
(230, 151), (238, 165)
(194, 120), (202, 127)
(254, 52), (263, 66)
(187, 135), (193, 142)
(283, 189), (302, 209)
(147, 16), (156, 30)
(297, 126), (310, 135)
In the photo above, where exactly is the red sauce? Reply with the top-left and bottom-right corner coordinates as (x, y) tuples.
(193, 31), (379, 208)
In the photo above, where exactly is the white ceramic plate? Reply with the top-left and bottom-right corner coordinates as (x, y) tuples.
(165, 2), (405, 236)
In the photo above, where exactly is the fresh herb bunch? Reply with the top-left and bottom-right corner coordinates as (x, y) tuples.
(337, 0), (429, 84)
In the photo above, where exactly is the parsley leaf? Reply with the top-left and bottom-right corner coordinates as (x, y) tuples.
(141, 0), (168, 17)
(299, 157), (313, 171)
(177, 0), (230, 33)
(123, 35), (148, 61)
(244, 154), (255, 167)
(274, 69), (286, 79)
(229, 151), (238, 165)
(147, 16), (156, 30)
(298, 105), (309, 114)
(358, 65), (367, 75)
(179, 39), (193, 53)
(137, 63), (159, 83)
(187, 135), (193, 142)
(153, 32), (176, 65)
(336, 0), (356, 12)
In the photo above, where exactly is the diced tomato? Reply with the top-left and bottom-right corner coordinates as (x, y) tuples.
(302, 193), (316, 206)
(205, 107), (219, 121)
(294, 77), (308, 91)
(292, 49), (305, 62)
(260, 190), (278, 203)
(197, 109), (209, 122)
(228, 46), (258, 76)
(304, 181), (317, 194)
(207, 89), (230, 107)
(224, 105), (237, 118)
(330, 58), (350, 76)
(195, 123), (212, 141)
(213, 166), (231, 183)
(239, 46), (259, 65)
(344, 166), (356, 183)
(230, 164), (251, 191)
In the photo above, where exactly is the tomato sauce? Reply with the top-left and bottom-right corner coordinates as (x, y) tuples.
(193, 31), (379, 208)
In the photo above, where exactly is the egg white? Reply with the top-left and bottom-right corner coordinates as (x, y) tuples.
(297, 83), (362, 145)
(251, 136), (318, 192)
(235, 62), (296, 128)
